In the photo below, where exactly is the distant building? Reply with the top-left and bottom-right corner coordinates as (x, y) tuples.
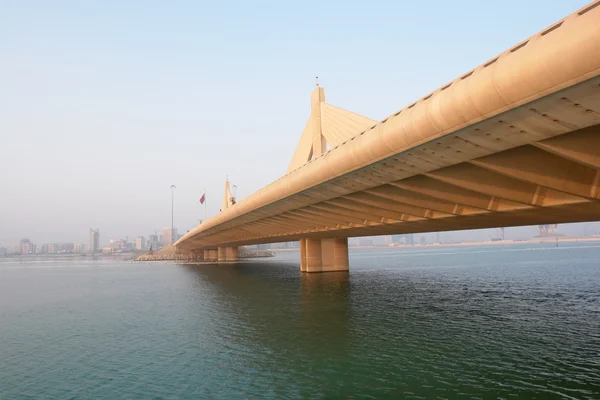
(89, 229), (100, 254)
(39, 243), (77, 254)
(358, 238), (373, 247)
(61, 243), (75, 252)
(148, 234), (160, 251)
(109, 239), (120, 250)
(73, 243), (85, 253)
(161, 228), (177, 246)
(19, 238), (36, 255)
(109, 239), (131, 251)
(392, 234), (414, 245)
(135, 236), (145, 251)
(0, 247), (7, 255)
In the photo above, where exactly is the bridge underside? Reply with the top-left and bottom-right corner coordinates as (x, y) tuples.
(176, 4), (600, 272)
(179, 77), (600, 251)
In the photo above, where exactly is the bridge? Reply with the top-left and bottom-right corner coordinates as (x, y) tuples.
(176, 1), (600, 272)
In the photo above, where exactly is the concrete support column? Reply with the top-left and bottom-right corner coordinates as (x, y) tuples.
(218, 247), (227, 262)
(191, 249), (204, 260)
(301, 238), (349, 273)
(225, 246), (239, 261)
(204, 249), (217, 262)
(305, 238), (323, 273)
(332, 238), (349, 272)
(300, 239), (307, 272)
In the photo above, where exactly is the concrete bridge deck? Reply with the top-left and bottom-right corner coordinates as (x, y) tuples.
(176, 2), (600, 271)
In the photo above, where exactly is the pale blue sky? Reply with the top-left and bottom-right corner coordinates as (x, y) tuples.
(0, 0), (591, 245)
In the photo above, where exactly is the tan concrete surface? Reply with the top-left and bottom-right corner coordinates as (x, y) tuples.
(298, 238), (349, 273)
(217, 247), (226, 262)
(204, 249), (218, 262)
(176, 3), (600, 268)
(300, 239), (307, 272)
(305, 238), (323, 273)
(225, 246), (239, 261)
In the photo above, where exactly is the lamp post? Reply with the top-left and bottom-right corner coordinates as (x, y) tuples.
(170, 184), (176, 244)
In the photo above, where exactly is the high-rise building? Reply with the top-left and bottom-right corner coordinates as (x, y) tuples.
(148, 234), (160, 251)
(19, 239), (30, 255)
(89, 229), (100, 254)
(19, 239), (36, 255)
(73, 243), (85, 253)
(135, 236), (145, 251)
(161, 228), (177, 246)
(109, 239), (126, 251)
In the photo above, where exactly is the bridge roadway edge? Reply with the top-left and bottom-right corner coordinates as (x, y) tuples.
(176, 2), (600, 272)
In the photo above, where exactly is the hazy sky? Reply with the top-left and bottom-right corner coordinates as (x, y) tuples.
(0, 0), (592, 246)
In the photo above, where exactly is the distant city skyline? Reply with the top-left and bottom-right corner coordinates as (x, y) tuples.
(0, 0), (591, 244)
(2, 222), (600, 256)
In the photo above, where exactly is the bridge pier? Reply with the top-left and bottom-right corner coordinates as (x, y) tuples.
(225, 246), (239, 262)
(217, 246), (239, 262)
(300, 238), (348, 273)
(191, 249), (204, 260)
(204, 249), (218, 262)
(218, 247), (227, 262)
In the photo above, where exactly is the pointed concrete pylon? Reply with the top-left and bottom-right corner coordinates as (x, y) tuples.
(286, 86), (376, 174)
(221, 178), (235, 211)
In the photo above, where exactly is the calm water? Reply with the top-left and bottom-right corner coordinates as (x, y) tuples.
(1, 243), (600, 399)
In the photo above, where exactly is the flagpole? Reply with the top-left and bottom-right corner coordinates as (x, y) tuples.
(204, 188), (207, 223)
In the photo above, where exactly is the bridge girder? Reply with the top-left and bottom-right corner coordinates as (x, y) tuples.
(177, 2), (600, 253)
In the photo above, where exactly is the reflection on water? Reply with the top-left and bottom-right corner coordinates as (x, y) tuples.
(183, 264), (351, 368)
(0, 243), (599, 399)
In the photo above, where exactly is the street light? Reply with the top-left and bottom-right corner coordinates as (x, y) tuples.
(170, 184), (176, 244)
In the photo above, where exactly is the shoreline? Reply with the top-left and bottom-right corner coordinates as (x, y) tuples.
(269, 236), (600, 252)
(135, 248), (274, 262)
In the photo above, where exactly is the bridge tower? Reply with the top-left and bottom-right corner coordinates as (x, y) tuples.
(287, 84), (376, 174)
(214, 178), (239, 262)
(221, 178), (236, 212)
(291, 85), (376, 272)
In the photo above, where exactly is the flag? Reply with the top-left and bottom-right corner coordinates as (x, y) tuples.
(199, 192), (206, 204)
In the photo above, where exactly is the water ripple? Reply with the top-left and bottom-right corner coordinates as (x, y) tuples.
(0, 244), (599, 399)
